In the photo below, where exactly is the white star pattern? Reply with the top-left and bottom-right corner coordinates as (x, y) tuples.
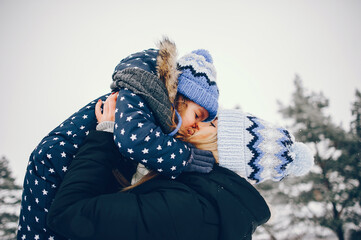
(16, 88), (193, 240)
(130, 134), (137, 141)
(110, 90), (195, 184)
(18, 97), (109, 238)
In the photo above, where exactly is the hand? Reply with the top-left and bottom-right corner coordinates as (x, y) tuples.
(183, 145), (215, 173)
(95, 92), (118, 123)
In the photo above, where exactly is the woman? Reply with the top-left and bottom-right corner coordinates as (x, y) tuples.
(47, 93), (271, 240)
(126, 106), (314, 188)
(190, 109), (315, 184)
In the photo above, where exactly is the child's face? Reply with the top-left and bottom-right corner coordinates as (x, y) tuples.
(179, 101), (209, 135)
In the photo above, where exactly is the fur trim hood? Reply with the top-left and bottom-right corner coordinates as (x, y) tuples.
(112, 37), (180, 105)
(156, 37), (181, 104)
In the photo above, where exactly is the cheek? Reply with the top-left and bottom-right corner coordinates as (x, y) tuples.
(180, 111), (195, 129)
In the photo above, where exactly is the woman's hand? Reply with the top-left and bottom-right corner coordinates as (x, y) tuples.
(95, 92), (118, 123)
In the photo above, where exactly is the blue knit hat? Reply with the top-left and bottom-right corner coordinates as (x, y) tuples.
(177, 49), (219, 122)
(217, 109), (314, 184)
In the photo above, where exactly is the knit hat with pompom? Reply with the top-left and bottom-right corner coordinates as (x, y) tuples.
(177, 49), (219, 122)
(217, 109), (314, 184)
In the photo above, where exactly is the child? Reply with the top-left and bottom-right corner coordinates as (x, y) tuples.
(109, 44), (218, 179)
(17, 38), (219, 240)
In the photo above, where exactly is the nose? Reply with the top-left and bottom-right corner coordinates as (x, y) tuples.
(191, 123), (199, 130)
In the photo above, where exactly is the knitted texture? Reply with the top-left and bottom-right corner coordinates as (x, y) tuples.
(111, 68), (174, 134)
(177, 49), (219, 121)
(217, 109), (314, 184)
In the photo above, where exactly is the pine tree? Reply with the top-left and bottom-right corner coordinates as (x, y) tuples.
(255, 76), (361, 240)
(0, 155), (22, 240)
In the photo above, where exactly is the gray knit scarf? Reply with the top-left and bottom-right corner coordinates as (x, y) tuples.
(110, 68), (174, 134)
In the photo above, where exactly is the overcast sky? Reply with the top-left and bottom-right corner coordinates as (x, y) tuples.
(1, 0), (360, 184)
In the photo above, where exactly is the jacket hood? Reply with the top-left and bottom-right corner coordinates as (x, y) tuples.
(156, 37), (180, 104)
(112, 37), (180, 105)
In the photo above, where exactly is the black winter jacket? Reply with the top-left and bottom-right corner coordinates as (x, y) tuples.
(47, 131), (270, 240)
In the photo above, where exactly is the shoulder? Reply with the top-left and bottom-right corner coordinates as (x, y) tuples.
(178, 165), (271, 225)
(30, 93), (110, 177)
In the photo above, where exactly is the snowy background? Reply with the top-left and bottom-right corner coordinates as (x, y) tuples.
(1, 0), (360, 186)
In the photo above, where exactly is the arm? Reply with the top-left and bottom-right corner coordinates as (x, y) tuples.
(113, 88), (191, 178)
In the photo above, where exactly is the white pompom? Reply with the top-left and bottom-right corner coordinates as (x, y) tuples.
(287, 142), (314, 176)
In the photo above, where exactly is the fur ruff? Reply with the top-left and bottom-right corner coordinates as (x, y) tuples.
(156, 37), (180, 104)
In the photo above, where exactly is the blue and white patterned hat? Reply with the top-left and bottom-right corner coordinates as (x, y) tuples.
(217, 109), (314, 184)
(177, 49), (219, 122)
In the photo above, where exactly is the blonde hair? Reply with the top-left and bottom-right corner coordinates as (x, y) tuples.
(122, 93), (218, 191)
